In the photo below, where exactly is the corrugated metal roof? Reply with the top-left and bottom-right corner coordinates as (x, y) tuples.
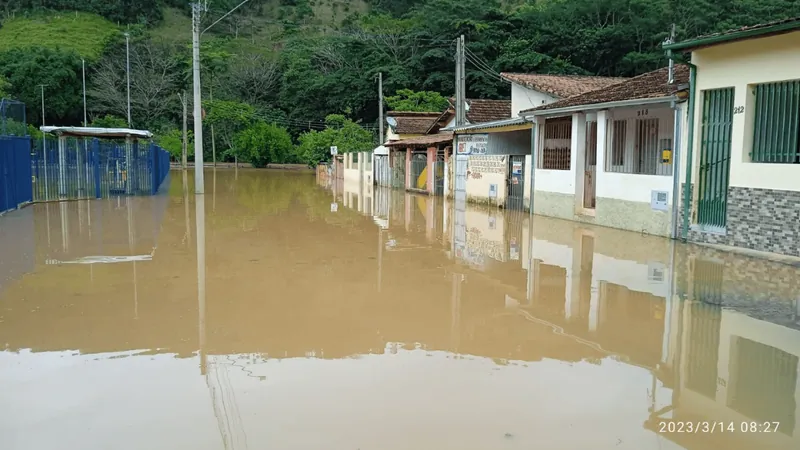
(40, 126), (153, 139)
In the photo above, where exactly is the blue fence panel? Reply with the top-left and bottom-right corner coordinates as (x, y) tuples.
(29, 137), (170, 202)
(1, 136), (33, 214)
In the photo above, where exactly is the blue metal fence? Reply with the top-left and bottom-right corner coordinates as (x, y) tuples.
(31, 137), (170, 202)
(0, 135), (33, 215)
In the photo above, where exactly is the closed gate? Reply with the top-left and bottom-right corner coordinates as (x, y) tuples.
(0, 136), (33, 214)
(434, 153), (445, 196)
(506, 155), (525, 210)
(391, 151), (405, 189)
(374, 154), (390, 187)
(583, 121), (597, 208)
(697, 87), (734, 230)
(410, 152), (427, 191)
(453, 153), (468, 259)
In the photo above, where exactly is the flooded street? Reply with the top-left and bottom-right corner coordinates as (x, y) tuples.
(1, 169), (799, 450)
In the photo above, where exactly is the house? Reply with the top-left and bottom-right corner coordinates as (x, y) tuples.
(446, 73), (625, 211)
(520, 66), (690, 238)
(383, 100), (511, 196)
(663, 17), (800, 258)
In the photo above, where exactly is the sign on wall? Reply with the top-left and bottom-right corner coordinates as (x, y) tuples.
(457, 134), (489, 155)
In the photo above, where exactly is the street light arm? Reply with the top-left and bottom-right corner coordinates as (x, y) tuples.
(201, 0), (253, 36)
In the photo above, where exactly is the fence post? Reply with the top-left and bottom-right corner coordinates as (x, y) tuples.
(150, 143), (158, 195)
(92, 138), (101, 199)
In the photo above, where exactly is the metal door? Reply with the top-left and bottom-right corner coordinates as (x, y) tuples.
(453, 153), (468, 261)
(506, 155), (525, 210)
(391, 151), (405, 189)
(434, 153), (445, 196)
(697, 87), (734, 229)
(374, 155), (390, 187)
(583, 121), (597, 208)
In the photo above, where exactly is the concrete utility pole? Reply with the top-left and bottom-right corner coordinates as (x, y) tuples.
(124, 32), (131, 127)
(455, 35), (466, 126)
(378, 72), (384, 145)
(192, 2), (206, 193)
(667, 24), (676, 84)
(39, 84), (49, 200)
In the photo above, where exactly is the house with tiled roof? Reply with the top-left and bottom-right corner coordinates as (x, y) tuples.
(443, 73), (625, 210)
(519, 65), (690, 237)
(662, 17), (800, 259)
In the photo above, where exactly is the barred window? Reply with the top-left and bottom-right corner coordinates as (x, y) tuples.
(751, 79), (800, 164)
(539, 118), (571, 170)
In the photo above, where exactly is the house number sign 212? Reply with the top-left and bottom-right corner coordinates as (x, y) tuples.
(733, 106), (744, 114)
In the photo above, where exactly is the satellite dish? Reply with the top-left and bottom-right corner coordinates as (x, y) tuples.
(386, 117), (397, 128)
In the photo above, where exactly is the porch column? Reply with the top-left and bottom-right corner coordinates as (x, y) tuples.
(596, 110), (610, 201)
(426, 146), (435, 194)
(405, 148), (411, 190)
(571, 113), (586, 211)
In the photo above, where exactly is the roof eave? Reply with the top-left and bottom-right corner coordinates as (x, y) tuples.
(520, 96), (674, 118)
(663, 21), (800, 52)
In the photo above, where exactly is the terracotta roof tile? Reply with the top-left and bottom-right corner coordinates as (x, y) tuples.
(500, 73), (627, 98)
(387, 111), (442, 135)
(524, 65), (689, 114)
(464, 99), (511, 123)
(385, 133), (453, 148)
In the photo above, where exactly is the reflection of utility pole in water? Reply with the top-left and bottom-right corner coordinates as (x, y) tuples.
(213, 167), (217, 213)
(127, 197), (138, 319)
(377, 227), (383, 292)
(183, 170), (191, 247)
(59, 202), (69, 253)
(451, 272), (464, 354)
(196, 193), (206, 375)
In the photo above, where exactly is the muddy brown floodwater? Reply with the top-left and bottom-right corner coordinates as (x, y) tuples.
(1, 169), (799, 450)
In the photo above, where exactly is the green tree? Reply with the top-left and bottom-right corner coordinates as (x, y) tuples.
(0, 47), (83, 125)
(156, 127), (193, 161)
(91, 115), (128, 128)
(297, 114), (374, 166)
(0, 75), (11, 99)
(204, 100), (256, 160)
(385, 89), (449, 112)
(234, 121), (294, 167)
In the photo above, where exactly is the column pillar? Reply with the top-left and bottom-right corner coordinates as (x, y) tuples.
(571, 113), (586, 211)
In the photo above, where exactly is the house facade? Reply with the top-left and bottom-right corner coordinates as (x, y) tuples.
(521, 66), (690, 238)
(664, 18), (800, 258)
(448, 73), (625, 211)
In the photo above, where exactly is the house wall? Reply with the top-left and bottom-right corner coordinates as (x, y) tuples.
(466, 155), (507, 206)
(682, 31), (800, 256)
(343, 152), (361, 185)
(511, 83), (558, 117)
(533, 105), (683, 237)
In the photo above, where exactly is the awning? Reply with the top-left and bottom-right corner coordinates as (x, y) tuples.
(384, 132), (453, 148)
(373, 145), (389, 156)
(442, 117), (529, 133)
(40, 126), (153, 139)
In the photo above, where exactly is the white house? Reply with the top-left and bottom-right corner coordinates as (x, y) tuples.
(521, 66), (690, 238)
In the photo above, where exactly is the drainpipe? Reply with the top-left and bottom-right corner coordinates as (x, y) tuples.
(670, 98), (682, 240)
(681, 64), (697, 241)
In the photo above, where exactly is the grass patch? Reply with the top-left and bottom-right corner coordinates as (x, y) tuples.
(0, 12), (119, 60)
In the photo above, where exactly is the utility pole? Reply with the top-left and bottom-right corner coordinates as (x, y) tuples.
(378, 72), (384, 145)
(39, 84), (49, 200)
(124, 32), (131, 127)
(181, 91), (188, 169)
(667, 24), (676, 84)
(192, 2), (206, 193)
(82, 59), (88, 127)
(455, 35), (466, 126)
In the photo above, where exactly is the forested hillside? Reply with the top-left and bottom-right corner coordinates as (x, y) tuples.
(1, 0), (798, 165)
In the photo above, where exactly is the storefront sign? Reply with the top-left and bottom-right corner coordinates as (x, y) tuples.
(457, 134), (489, 155)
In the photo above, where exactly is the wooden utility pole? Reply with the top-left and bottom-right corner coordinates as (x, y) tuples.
(181, 91), (188, 169)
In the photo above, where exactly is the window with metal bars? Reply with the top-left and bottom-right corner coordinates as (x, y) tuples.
(539, 118), (571, 170)
(606, 118), (671, 176)
(751, 79), (800, 163)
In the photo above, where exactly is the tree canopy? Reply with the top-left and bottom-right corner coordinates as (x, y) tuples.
(1, 0), (798, 163)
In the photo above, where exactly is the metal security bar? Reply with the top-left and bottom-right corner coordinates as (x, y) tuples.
(540, 118), (571, 170)
(697, 87), (735, 229)
(608, 119), (627, 167)
(685, 300), (722, 400)
(752, 79), (800, 164)
(410, 152), (427, 190)
(606, 118), (671, 175)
